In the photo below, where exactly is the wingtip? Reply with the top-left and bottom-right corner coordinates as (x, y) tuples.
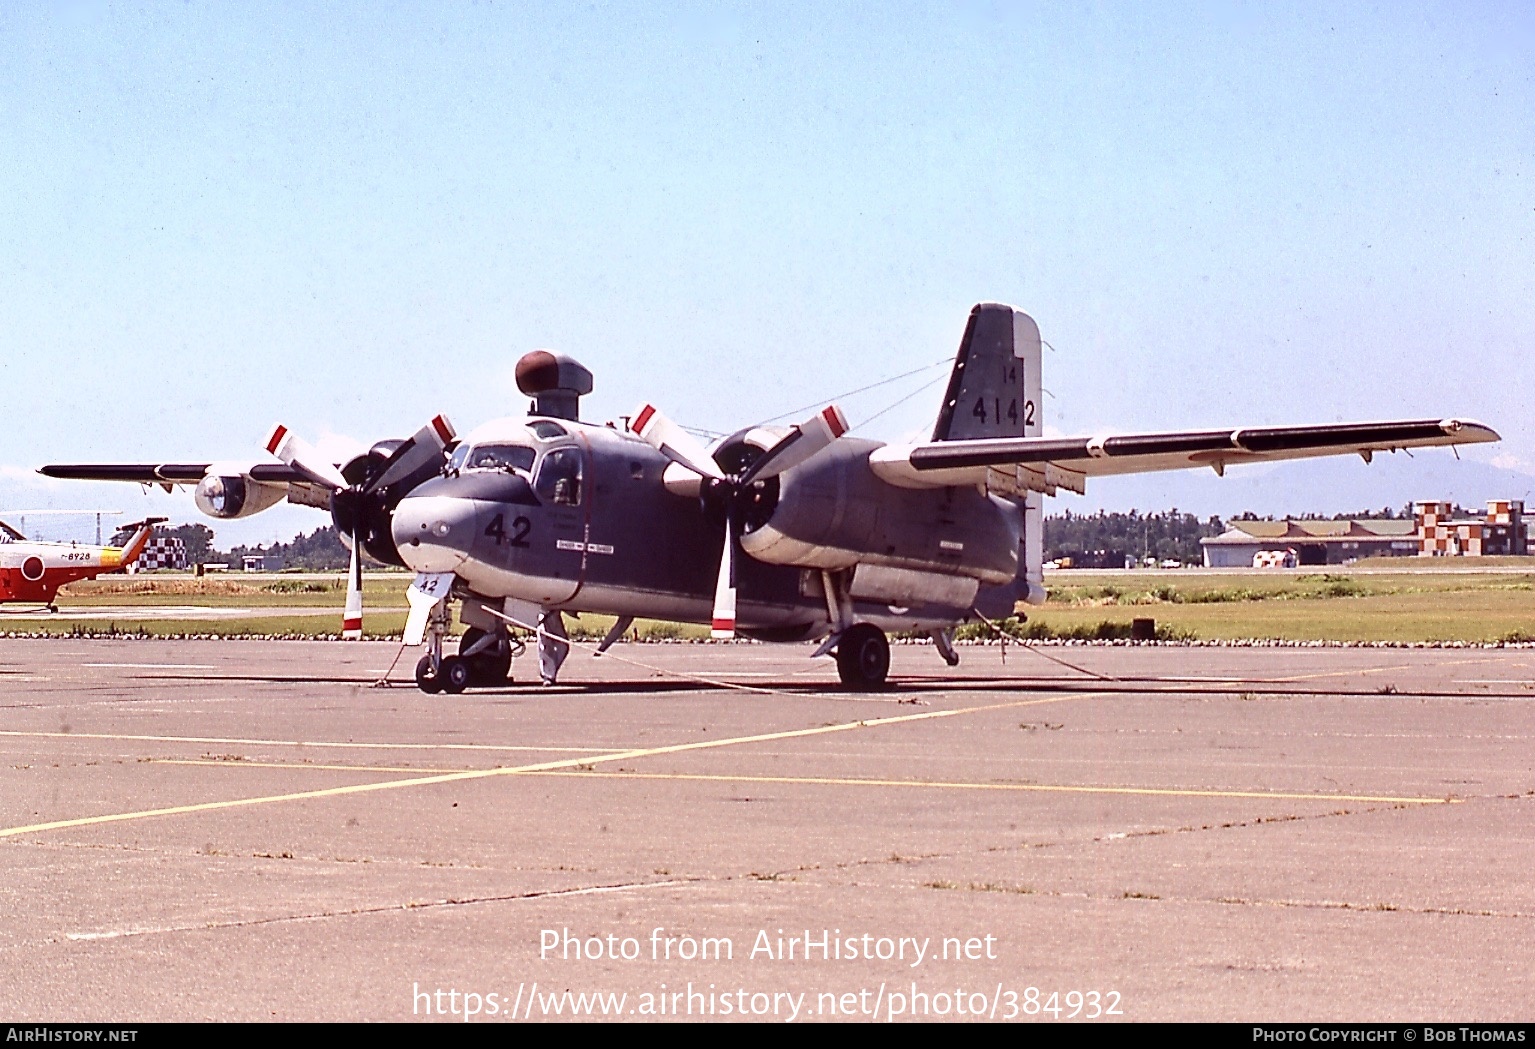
(1443, 419), (1501, 443)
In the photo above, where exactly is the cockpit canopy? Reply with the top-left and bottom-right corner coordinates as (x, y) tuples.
(447, 421), (583, 507)
(0, 521), (22, 543)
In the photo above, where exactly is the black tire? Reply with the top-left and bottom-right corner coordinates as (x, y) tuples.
(415, 655), (444, 694)
(440, 656), (471, 694)
(835, 623), (890, 690)
(459, 626), (513, 686)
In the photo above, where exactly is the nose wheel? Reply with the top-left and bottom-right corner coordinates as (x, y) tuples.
(415, 654), (445, 694)
(835, 623), (890, 691)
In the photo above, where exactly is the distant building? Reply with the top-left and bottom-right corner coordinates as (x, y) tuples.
(1415, 500), (1527, 557)
(1202, 519), (1418, 567)
(1201, 500), (1528, 567)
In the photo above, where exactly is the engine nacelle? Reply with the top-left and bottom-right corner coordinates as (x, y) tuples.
(194, 465), (287, 519)
(738, 438), (1020, 586)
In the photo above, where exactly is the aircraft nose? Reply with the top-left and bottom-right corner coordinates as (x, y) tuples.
(392, 494), (477, 573)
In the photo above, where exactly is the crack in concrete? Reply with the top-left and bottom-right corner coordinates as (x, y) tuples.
(917, 881), (1535, 920)
(58, 877), (700, 943)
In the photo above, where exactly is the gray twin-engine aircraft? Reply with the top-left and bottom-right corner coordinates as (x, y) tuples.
(42, 304), (1498, 692)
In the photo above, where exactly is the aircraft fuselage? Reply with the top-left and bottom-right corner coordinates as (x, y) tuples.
(391, 417), (1023, 637)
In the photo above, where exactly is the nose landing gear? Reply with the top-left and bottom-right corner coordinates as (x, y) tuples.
(415, 623), (519, 693)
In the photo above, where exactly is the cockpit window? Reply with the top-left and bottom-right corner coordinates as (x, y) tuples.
(0, 522), (19, 543)
(456, 443), (535, 475)
(534, 447), (583, 506)
(528, 420), (568, 441)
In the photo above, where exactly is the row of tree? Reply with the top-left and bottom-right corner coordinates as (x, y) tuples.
(1045, 510), (1221, 565)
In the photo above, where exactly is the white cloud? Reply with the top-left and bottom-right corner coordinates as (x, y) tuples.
(0, 463), (63, 486)
(1489, 453), (1535, 476)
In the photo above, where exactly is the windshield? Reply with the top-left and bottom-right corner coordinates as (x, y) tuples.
(454, 442), (536, 475)
(0, 522), (19, 542)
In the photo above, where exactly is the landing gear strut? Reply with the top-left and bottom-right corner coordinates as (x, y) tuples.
(458, 625), (515, 687)
(413, 596), (453, 694)
(835, 623), (890, 691)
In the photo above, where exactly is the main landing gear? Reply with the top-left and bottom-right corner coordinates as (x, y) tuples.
(415, 625), (518, 694)
(835, 623), (891, 691)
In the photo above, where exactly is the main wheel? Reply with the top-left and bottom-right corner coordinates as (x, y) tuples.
(835, 623), (890, 691)
(415, 654), (444, 694)
(440, 656), (472, 694)
(459, 626), (513, 686)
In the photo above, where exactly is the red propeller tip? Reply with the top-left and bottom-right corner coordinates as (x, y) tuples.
(822, 406), (848, 437)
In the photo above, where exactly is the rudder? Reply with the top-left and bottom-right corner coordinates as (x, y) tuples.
(931, 303), (1042, 443)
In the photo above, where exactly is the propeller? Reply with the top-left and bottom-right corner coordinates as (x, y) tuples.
(631, 403), (848, 638)
(342, 533), (363, 640)
(264, 415), (456, 639)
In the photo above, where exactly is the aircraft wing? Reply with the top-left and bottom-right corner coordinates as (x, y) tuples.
(868, 418), (1500, 491)
(38, 463), (308, 484)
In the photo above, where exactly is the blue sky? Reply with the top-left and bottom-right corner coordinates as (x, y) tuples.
(1, 2), (1530, 543)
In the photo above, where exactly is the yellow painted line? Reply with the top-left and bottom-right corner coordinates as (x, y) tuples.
(0, 730), (627, 755)
(0, 693), (1089, 839)
(153, 756), (1451, 805)
(153, 758), (455, 774)
(530, 770), (1453, 805)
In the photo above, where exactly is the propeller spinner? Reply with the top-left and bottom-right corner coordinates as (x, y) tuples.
(631, 403), (848, 638)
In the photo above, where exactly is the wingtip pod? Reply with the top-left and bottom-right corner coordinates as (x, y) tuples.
(1441, 419), (1501, 443)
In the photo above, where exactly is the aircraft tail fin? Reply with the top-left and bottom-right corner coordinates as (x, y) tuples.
(931, 303), (1042, 443)
(936, 305), (1046, 613)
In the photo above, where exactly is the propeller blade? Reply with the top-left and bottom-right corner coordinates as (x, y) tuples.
(738, 404), (849, 485)
(368, 414), (457, 493)
(630, 403), (725, 480)
(711, 516), (737, 639)
(341, 537), (363, 640)
(264, 424), (349, 490)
